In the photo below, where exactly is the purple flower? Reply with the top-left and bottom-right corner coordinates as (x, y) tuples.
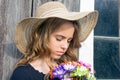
(78, 61), (91, 68)
(49, 61), (96, 80)
(78, 61), (92, 73)
(62, 63), (77, 72)
(52, 65), (66, 79)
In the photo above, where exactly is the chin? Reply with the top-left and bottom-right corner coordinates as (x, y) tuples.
(53, 56), (61, 60)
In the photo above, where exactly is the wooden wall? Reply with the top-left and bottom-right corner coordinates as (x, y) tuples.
(0, 0), (80, 80)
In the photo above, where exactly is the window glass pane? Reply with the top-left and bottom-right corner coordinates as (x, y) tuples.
(94, 39), (120, 78)
(94, 0), (120, 79)
(95, 0), (118, 37)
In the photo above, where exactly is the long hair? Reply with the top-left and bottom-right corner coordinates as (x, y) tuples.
(16, 18), (81, 67)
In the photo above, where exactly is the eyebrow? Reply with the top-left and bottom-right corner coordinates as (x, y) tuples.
(55, 34), (73, 39)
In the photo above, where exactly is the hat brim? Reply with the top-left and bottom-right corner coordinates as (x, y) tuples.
(14, 11), (98, 54)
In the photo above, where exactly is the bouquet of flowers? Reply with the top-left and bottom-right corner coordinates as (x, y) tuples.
(48, 61), (96, 80)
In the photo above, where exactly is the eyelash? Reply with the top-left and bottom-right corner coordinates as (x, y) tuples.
(56, 38), (72, 43)
(67, 40), (71, 43)
(56, 38), (62, 41)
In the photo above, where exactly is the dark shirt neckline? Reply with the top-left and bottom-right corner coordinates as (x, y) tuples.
(28, 64), (46, 75)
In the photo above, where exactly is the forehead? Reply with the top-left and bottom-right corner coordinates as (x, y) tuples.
(51, 22), (75, 37)
(55, 21), (74, 31)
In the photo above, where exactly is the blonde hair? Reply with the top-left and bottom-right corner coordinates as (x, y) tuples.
(16, 18), (81, 67)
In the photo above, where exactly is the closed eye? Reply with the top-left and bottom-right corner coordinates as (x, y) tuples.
(67, 38), (72, 43)
(55, 35), (73, 43)
(56, 36), (63, 41)
(56, 38), (62, 41)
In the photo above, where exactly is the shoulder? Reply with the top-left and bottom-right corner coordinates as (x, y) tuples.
(10, 64), (45, 80)
(14, 64), (32, 73)
(10, 65), (31, 80)
(10, 65), (59, 80)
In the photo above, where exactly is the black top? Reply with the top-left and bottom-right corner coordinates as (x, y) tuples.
(10, 64), (59, 80)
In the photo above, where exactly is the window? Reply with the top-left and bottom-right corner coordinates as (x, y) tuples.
(94, 0), (120, 79)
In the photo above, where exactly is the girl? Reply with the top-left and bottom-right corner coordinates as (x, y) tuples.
(10, 1), (98, 80)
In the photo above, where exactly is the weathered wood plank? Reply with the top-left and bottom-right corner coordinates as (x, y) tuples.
(1, 0), (32, 80)
(32, 0), (53, 16)
(0, 0), (80, 80)
(0, 0), (5, 79)
(58, 0), (80, 12)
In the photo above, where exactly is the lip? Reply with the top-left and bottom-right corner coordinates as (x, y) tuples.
(56, 51), (64, 55)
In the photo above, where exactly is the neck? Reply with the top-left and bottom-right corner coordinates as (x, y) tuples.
(29, 58), (50, 74)
(45, 58), (58, 69)
(39, 56), (58, 68)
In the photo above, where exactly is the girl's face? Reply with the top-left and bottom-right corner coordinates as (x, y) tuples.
(49, 22), (75, 60)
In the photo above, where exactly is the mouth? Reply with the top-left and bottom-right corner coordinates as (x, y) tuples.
(56, 51), (65, 56)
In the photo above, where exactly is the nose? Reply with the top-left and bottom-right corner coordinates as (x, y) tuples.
(61, 41), (69, 50)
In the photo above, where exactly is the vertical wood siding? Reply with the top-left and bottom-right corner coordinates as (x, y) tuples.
(0, 0), (80, 80)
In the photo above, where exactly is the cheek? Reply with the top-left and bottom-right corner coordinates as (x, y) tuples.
(49, 38), (58, 50)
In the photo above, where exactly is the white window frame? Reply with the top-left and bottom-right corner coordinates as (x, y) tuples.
(79, 0), (95, 71)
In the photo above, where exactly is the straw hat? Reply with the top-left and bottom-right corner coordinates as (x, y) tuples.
(14, 1), (98, 54)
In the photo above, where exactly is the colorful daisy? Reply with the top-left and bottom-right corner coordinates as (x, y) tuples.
(49, 61), (96, 80)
